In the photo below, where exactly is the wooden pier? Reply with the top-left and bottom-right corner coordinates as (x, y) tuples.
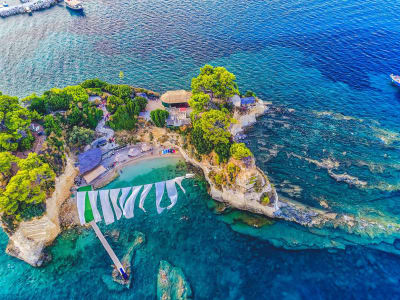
(90, 221), (128, 279)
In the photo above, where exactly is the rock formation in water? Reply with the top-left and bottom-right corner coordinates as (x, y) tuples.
(157, 260), (192, 300)
(102, 231), (145, 291)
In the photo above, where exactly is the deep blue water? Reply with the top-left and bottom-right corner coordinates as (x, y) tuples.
(1, 0), (400, 298)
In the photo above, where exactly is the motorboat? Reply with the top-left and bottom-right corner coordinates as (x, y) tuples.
(65, 0), (83, 10)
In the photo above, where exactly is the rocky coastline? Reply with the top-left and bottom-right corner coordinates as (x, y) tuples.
(4, 156), (78, 266)
(3, 93), (400, 268)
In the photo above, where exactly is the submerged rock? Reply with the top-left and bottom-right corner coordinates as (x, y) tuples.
(105, 231), (145, 290)
(157, 260), (192, 300)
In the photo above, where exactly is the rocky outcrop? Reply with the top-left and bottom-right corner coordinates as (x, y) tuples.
(178, 147), (279, 219)
(5, 156), (78, 266)
(157, 260), (192, 300)
(102, 231), (145, 291)
(230, 98), (269, 136)
(111, 231), (145, 288)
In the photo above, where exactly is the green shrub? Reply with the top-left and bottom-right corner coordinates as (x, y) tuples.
(227, 162), (240, 183)
(19, 131), (35, 151)
(190, 126), (213, 155)
(133, 96), (148, 111)
(67, 126), (95, 149)
(108, 106), (137, 130)
(44, 115), (63, 137)
(215, 142), (231, 164)
(261, 195), (270, 205)
(244, 90), (256, 97)
(150, 109), (169, 128)
(80, 78), (108, 89)
(106, 95), (124, 114)
(230, 143), (252, 160)
(104, 84), (132, 99)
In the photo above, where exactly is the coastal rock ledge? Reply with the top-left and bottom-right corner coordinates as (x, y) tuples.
(4, 156), (78, 266)
(176, 99), (280, 219)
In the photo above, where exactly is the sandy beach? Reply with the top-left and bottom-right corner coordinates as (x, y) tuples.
(92, 147), (183, 189)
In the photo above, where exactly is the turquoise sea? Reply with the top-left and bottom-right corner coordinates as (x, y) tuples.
(1, 0), (400, 298)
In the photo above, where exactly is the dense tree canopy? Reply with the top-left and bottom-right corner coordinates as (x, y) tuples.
(214, 142), (231, 163)
(43, 115), (62, 137)
(42, 89), (72, 112)
(0, 153), (55, 218)
(67, 126), (95, 149)
(63, 85), (89, 104)
(188, 93), (210, 115)
(191, 65), (239, 100)
(190, 126), (213, 155)
(0, 94), (34, 151)
(230, 143), (252, 160)
(150, 109), (169, 128)
(66, 103), (103, 129)
(196, 109), (233, 145)
(133, 96), (148, 112)
(0, 152), (18, 179)
(80, 78), (108, 89)
(106, 95), (124, 114)
(108, 106), (137, 131)
(104, 84), (132, 100)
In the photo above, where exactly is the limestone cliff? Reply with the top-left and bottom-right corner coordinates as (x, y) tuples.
(5, 156), (78, 266)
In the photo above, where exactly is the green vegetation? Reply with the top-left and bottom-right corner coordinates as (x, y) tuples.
(186, 65), (253, 167)
(190, 126), (213, 155)
(80, 78), (107, 89)
(230, 143), (252, 160)
(215, 142), (231, 163)
(244, 90), (256, 97)
(0, 94), (35, 151)
(0, 153), (55, 220)
(150, 109), (169, 128)
(0, 152), (18, 179)
(104, 84), (132, 100)
(67, 126), (95, 150)
(106, 95), (147, 131)
(191, 65), (239, 100)
(43, 115), (62, 137)
(109, 105), (138, 131)
(196, 109), (233, 145)
(227, 162), (240, 183)
(106, 95), (124, 114)
(261, 194), (270, 205)
(0, 79), (150, 224)
(188, 93), (210, 116)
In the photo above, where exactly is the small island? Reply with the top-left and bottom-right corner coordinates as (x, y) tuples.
(0, 64), (398, 268)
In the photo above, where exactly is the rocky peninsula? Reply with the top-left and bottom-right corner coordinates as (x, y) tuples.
(1, 65), (400, 271)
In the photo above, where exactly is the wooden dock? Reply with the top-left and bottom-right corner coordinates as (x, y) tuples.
(89, 221), (128, 279)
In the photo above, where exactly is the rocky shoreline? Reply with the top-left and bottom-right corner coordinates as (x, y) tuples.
(3, 95), (400, 268)
(5, 156), (78, 266)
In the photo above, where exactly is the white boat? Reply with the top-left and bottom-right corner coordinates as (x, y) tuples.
(3, 2), (8, 7)
(65, 0), (83, 10)
(390, 74), (400, 87)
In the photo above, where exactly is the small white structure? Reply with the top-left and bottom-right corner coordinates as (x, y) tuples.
(230, 95), (241, 108)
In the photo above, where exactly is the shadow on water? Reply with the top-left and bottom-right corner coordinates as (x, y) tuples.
(66, 7), (85, 17)
(393, 88), (400, 103)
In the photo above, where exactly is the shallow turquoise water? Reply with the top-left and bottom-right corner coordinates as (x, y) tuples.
(1, 0), (400, 298)
(1, 159), (400, 299)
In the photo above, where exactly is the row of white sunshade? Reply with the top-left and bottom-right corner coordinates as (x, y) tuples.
(76, 174), (194, 225)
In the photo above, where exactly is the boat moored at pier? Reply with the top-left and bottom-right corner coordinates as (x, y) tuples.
(65, 0), (83, 10)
